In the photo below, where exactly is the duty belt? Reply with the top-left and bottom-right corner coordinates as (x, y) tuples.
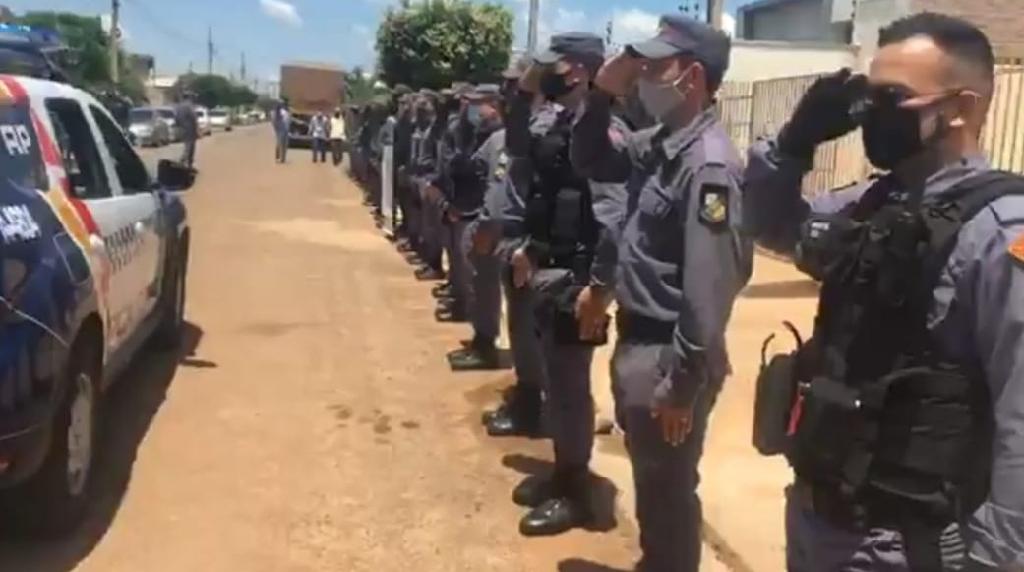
(616, 312), (674, 344)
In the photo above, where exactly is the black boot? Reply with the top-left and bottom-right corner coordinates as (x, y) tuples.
(518, 467), (593, 537)
(448, 337), (499, 370)
(484, 386), (542, 437)
(512, 473), (555, 507)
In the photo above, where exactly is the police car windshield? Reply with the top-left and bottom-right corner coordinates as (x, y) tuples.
(0, 46), (48, 77)
(157, 108), (175, 119)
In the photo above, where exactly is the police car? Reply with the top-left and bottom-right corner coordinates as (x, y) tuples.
(0, 73), (194, 535)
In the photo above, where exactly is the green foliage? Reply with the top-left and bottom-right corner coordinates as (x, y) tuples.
(17, 11), (111, 86)
(376, 0), (513, 90)
(173, 74), (258, 108)
(15, 10), (147, 103)
(344, 66), (386, 104)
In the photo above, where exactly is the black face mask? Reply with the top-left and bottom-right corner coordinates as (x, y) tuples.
(861, 93), (952, 171)
(540, 71), (576, 101)
(415, 109), (433, 128)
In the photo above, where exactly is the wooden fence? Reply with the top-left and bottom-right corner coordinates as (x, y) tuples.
(717, 66), (1024, 197)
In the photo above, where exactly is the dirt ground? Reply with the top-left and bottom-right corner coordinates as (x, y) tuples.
(0, 127), (652, 572)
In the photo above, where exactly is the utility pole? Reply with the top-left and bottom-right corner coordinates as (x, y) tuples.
(207, 25), (214, 75)
(707, 0), (724, 30)
(605, 19), (613, 48)
(109, 0), (120, 83)
(240, 52), (247, 83)
(526, 0), (539, 55)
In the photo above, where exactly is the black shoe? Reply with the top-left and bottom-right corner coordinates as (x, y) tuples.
(518, 496), (592, 537)
(415, 267), (446, 281)
(485, 406), (541, 437)
(512, 474), (555, 508)
(435, 306), (467, 323)
(432, 283), (452, 298)
(448, 344), (499, 370)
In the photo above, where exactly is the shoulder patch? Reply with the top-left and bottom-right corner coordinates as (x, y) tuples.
(698, 184), (729, 228)
(1010, 232), (1024, 263)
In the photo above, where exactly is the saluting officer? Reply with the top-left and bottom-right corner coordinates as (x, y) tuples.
(572, 16), (752, 572)
(503, 32), (607, 537)
(745, 12), (1024, 571)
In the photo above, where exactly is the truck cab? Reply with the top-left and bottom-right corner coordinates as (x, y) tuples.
(0, 73), (194, 534)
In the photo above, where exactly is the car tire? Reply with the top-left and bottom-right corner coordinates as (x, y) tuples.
(0, 337), (101, 536)
(152, 242), (187, 349)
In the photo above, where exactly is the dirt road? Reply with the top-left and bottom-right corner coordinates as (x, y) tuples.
(0, 127), (647, 572)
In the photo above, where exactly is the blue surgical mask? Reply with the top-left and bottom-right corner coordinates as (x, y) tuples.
(466, 105), (482, 127)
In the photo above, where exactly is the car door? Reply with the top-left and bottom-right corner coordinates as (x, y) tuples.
(87, 104), (164, 329)
(42, 96), (137, 352)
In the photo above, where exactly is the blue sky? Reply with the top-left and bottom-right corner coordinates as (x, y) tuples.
(8, 0), (755, 85)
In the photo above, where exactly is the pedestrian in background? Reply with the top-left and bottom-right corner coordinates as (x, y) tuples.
(330, 109), (347, 166)
(176, 91), (200, 168)
(273, 101), (291, 163)
(310, 111), (330, 163)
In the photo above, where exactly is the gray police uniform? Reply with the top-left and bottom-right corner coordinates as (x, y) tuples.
(410, 120), (443, 270)
(745, 139), (1024, 571)
(573, 96), (753, 571)
(463, 129), (508, 343)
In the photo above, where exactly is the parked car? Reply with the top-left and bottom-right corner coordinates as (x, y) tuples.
(195, 106), (212, 137)
(0, 73), (195, 535)
(156, 106), (181, 142)
(209, 108), (231, 131)
(128, 106), (171, 147)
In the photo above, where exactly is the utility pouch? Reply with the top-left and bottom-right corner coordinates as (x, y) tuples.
(753, 322), (803, 456)
(790, 376), (865, 482)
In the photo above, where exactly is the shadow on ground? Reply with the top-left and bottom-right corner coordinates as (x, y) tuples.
(502, 453), (619, 533)
(0, 323), (206, 572)
(557, 559), (634, 572)
(741, 279), (819, 299)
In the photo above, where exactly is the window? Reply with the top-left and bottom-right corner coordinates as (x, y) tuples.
(90, 106), (151, 194)
(0, 102), (49, 191)
(45, 98), (110, 200)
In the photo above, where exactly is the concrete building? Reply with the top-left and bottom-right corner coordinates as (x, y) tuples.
(738, 0), (1024, 61)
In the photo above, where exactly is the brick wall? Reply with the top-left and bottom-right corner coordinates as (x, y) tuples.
(911, 0), (1024, 57)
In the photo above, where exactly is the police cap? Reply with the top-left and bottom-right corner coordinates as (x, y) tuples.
(465, 83), (501, 102)
(534, 32), (605, 74)
(627, 15), (730, 85)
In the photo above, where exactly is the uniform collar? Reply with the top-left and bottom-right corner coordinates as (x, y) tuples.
(922, 153), (990, 199)
(659, 106), (717, 159)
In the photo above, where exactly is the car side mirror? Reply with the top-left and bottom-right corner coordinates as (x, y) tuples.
(157, 159), (196, 191)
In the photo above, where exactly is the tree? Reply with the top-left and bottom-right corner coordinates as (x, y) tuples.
(344, 66), (387, 104)
(376, 0), (513, 90)
(172, 74), (257, 108)
(14, 10), (148, 103)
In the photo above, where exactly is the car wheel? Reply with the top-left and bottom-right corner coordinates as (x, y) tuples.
(152, 244), (187, 349)
(0, 338), (100, 536)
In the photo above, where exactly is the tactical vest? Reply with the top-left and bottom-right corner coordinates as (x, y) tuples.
(755, 171), (1024, 569)
(524, 110), (598, 270)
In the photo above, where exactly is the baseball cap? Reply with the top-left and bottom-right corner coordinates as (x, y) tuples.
(627, 15), (730, 81)
(465, 83), (501, 101)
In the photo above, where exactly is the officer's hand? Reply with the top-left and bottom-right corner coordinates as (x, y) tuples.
(424, 184), (443, 203)
(777, 69), (861, 159)
(652, 403), (694, 447)
(471, 225), (498, 255)
(511, 247), (535, 289)
(519, 64), (544, 94)
(575, 285), (611, 341)
(595, 52), (641, 97)
(446, 208), (460, 223)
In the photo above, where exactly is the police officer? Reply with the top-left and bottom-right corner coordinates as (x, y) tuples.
(501, 32), (607, 537)
(744, 12), (1024, 571)
(408, 92), (446, 281)
(481, 74), (552, 438)
(573, 16), (751, 571)
(444, 84), (506, 367)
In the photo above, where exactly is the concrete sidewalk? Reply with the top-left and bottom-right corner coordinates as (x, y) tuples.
(587, 254), (819, 572)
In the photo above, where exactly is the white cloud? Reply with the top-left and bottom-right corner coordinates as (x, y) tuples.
(610, 8), (659, 46)
(259, 0), (302, 28)
(722, 12), (736, 37)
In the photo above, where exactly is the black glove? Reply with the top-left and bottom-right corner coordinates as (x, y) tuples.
(777, 69), (861, 160)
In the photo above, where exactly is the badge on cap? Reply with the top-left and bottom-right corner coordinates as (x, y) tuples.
(1010, 232), (1024, 264)
(698, 184), (729, 227)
